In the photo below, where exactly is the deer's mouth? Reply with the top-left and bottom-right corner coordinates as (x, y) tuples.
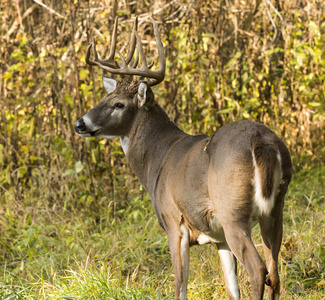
(76, 129), (98, 137)
(75, 117), (101, 137)
(90, 130), (98, 136)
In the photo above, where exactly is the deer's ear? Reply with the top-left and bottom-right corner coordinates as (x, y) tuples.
(102, 77), (117, 94)
(137, 82), (148, 108)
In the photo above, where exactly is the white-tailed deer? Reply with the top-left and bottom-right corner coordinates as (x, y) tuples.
(75, 16), (292, 300)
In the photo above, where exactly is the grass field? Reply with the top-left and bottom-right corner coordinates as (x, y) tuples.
(0, 159), (324, 299)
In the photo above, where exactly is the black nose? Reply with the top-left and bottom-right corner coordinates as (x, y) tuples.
(75, 118), (87, 132)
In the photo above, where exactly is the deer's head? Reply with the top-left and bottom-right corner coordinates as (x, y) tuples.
(75, 16), (165, 139)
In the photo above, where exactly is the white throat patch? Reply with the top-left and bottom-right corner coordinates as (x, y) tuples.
(120, 137), (129, 155)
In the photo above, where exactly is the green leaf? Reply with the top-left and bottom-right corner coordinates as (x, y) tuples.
(308, 102), (321, 107)
(3, 71), (12, 81)
(79, 69), (89, 81)
(66, 236), (74, 246)
(75, 161), (83, 173)
(217, 107), (235, 114)
(63, 169), (75, 177)
(225, 52), (242, 68)
(64, 94), (74, 105)
(268, 47), (284, 54)
(18, 166), (28, 178)
(243, 112), (250, 119)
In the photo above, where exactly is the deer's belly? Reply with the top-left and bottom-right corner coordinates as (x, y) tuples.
(196, 213), (226, 244)
(185, 212), (226, 245)
(189, 208), (260, 246)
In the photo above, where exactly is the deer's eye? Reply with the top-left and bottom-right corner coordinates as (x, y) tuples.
(114, 103), (124, 109)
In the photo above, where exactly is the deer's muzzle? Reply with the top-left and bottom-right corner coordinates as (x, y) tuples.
(75, 118), (87, 133)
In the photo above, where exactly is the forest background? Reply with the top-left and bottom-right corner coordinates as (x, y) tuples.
(0, 0), (324, 299)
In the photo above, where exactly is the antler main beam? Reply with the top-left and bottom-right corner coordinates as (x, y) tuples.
(85, 16), (165, 87)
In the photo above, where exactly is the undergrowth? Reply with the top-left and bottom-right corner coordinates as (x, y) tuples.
(0, 161), (324, 299)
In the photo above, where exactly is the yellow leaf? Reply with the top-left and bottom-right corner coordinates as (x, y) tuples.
(317, 280), (325, 286)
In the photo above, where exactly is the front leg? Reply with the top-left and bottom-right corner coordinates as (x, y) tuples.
(167, 224), (190, 300)
(217, 242), (240, 300)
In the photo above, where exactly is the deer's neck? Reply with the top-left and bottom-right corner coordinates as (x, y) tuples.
(125, 103), (186, 194)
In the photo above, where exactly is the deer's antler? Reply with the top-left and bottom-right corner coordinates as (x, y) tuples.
(85, 16), (165, 87)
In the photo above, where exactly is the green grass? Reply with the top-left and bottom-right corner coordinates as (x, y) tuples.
(0, 163), (324, 299)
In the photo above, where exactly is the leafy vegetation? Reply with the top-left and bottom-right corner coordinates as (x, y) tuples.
(0, 0), (324, 299)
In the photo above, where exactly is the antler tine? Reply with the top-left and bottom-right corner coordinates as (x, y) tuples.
(125, 16), (138, 65)
(107, 17), (118, 62)
(85, 38), (98, 66)
(135, 31), (148, 70)
(99, 16), (119, 68)
(85, 43), (94, 65)
(132, 48), (139, 68)
(85, 17), (119, 69)
(148, 61), (154, 69)
(147, 17), (166, 86)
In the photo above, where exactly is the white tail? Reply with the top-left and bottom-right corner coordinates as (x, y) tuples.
(75, 17), (292, 300)
(251, 135), (284, 215)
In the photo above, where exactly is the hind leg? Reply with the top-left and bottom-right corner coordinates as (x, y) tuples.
(222, 222), (267, 300)
(259, 194), (285, 300)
